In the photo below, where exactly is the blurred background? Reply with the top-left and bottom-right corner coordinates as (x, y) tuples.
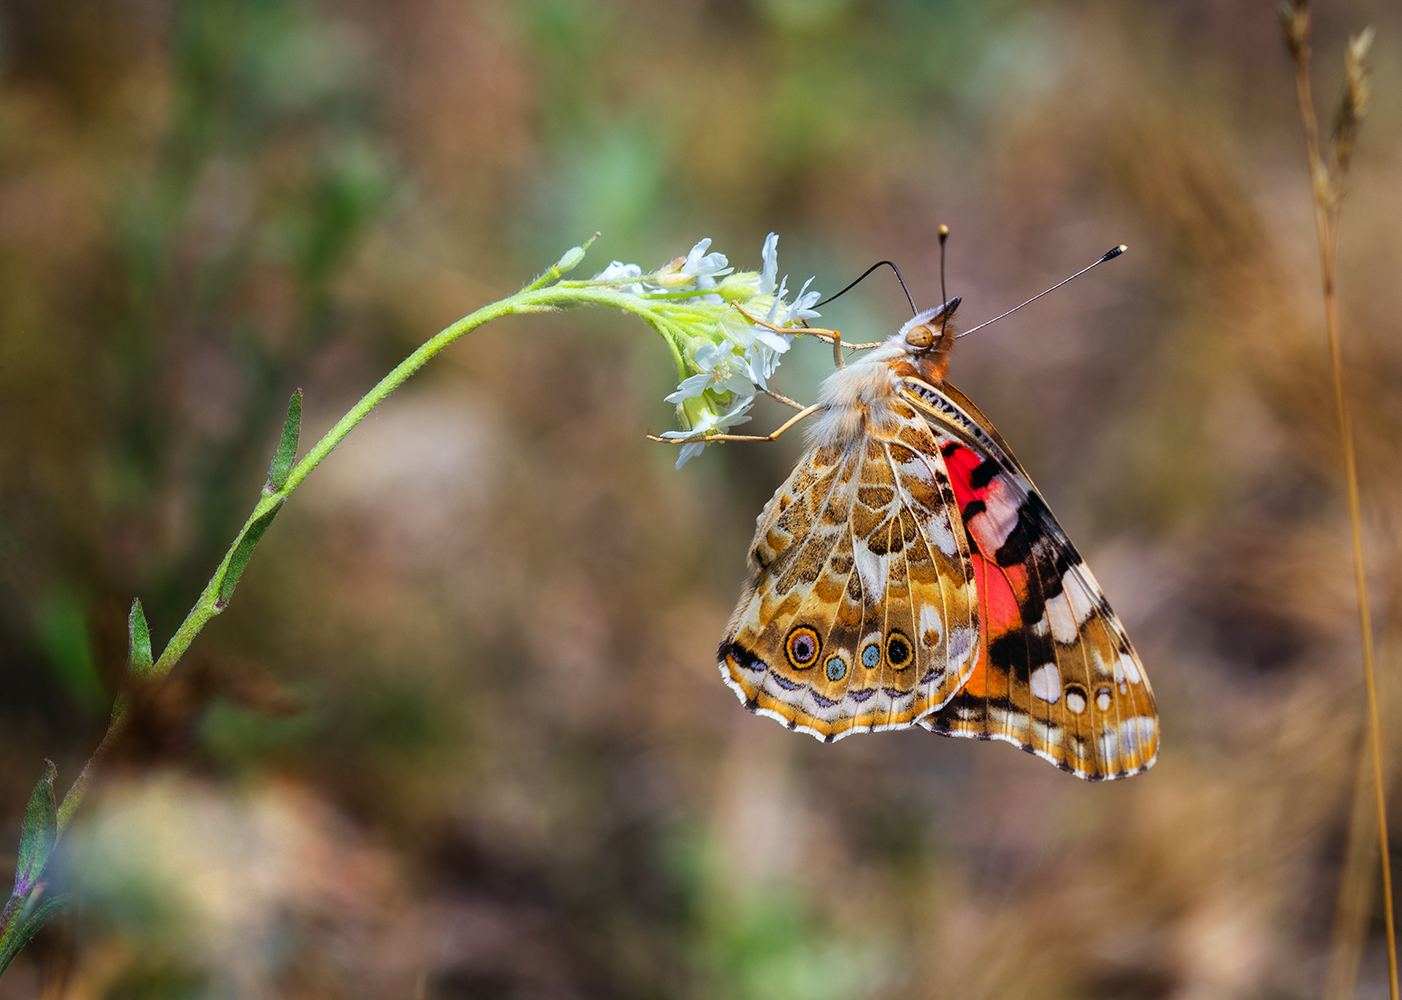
(1, 0), (1401, 997)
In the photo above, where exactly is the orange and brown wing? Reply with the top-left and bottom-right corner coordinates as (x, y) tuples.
(901, 377), (1158, 780)
(719, 404), (982, 741)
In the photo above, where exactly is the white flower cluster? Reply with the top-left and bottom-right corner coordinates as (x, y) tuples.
(593, 233), (819, 468)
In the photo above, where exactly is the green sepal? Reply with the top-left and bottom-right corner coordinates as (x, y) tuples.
(0, 893), (71, 979)
(216, 505), (282, 608)
(13, 762), (56, 900)
(264, 389), (303, 494)
(127, 599), (153, 678)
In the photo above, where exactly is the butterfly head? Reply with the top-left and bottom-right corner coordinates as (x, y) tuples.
(890, 297), (959, 383)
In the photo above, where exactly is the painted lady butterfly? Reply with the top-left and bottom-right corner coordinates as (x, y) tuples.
(718, 299), (1158, 780)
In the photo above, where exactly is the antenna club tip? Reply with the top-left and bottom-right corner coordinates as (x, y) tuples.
(1103, 244), (1127, 261)
(938, 224), (949, 240)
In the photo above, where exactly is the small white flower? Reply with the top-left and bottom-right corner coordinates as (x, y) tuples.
(594, 260), (644, 295)
(664, 342), (759, 403)
(758, 232), (779, 294)
(616, 232), (822, 467)
(745, 334), (791, 388)
(656, 238), (734, 290)
(678, 238), (733, 282)
(783, 276), (822, 324)
(764, 274), (788, 324)
(659, 393), (754, 469)
(673, 439), (707, 469)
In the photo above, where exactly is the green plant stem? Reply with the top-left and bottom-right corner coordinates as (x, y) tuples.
(53, 279), (668, 828)
(1290, 23), (1399, 1000)
(55, 719), (124, 833)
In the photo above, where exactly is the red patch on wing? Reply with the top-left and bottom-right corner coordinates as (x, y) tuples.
(976, 554), (1022, 636)
(945, 439), (1033, 696)
(942, 442), (985, 510)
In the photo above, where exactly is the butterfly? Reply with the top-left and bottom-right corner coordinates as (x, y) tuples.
(718, 299), (1158, 780)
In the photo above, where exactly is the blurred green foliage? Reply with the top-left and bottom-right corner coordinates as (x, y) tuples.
(36, 587), (104, 710)
(1, 0), (1401, 997)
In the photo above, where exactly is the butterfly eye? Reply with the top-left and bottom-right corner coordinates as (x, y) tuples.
(885, 630), (913, 670)
(785, 626), (821, 669)
(860, 643), (881, 669)
(824, 655), (848, 682)
(904, 324), (935, 349)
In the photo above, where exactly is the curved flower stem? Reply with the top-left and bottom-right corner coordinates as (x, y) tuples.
(54, 279), (671, 828)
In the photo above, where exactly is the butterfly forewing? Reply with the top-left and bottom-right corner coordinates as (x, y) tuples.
(720, 406), (982, 741)
(901, 378), (1158, 780)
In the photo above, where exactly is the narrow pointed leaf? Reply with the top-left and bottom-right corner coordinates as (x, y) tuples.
(127, 599), (153, 678)
(264, 389), (303, 494)
(14, 762), (56, 899)
(0, 894), (71, 979)
(216, 505), (282, 607)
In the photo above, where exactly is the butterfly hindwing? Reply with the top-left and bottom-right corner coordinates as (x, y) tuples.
(720, 403), (982, 740)
(902, 378), (1159, 780)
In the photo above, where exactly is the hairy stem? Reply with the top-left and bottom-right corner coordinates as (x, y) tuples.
(54, 279), (664, 827)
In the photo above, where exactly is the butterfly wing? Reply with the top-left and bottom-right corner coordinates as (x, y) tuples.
(719, 403), (983, 741)
(901, 378), (1159, 780)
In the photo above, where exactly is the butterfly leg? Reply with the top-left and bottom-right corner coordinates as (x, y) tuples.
(647, 403), (821, 445)
(763, 388), (808, 411)
(732, 304), (884, 352)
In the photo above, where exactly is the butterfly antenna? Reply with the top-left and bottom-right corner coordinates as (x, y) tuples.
(937, 224), (951, 337)
(815, 260), (918, 315)
(957, 245), (1127, 339)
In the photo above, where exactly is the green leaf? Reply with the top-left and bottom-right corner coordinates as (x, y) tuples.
(14, 762), (56, 899)
(0, 894), (71, 979)
(216, 505), (282, 608)
(264, 389), (303, 493)
(127, 599), (153, 678)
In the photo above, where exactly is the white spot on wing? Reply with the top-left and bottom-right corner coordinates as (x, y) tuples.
(947, 623), (978, 672)
(1095, 688), (1112, 712)
(1063, 568), (1096, 624)
(917, 509), (959, 557)
(1029, 664), (1061, 703)
(918, 604), (943, 648)
(854, 542), (885, 605)
(1045, 593), (1078, 644)
(1134, 716), (1158, 746)
(968, 488), (1019, 553)
(1066, 690), (1087, 715)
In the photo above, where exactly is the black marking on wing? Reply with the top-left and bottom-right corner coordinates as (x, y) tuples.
(993, 492), (1052, 567)
(968, 458), (999, 490)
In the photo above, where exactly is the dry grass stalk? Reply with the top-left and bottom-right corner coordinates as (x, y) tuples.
(1332, 533), (1402, 1000)
(1278, 3), (1395, 997)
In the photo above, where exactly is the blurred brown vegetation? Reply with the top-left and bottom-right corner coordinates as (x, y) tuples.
(2, 0), (1402, 997)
